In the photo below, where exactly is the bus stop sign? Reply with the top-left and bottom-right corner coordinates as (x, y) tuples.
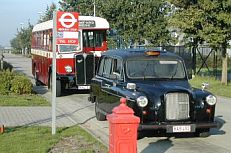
(56, 11), (79, 45)
(57, 12), (79, 32)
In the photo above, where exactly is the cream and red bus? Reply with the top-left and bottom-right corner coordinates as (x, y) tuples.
(31, 16), (109, 96)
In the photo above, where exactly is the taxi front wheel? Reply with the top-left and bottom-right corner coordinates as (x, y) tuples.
(95, 99), (106, 121)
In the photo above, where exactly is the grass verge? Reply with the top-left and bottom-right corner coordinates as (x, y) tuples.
(0, 126), (107, 153)
(189, 75), (231, 98)
(0, 94), (49, 106)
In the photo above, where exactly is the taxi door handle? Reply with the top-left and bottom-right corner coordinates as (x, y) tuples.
(102, 83), (111, 89)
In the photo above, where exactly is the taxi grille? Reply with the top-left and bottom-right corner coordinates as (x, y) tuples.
(165, 93), (189, 120)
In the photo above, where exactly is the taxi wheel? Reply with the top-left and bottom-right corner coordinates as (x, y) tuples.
(95, 100), (106, 121)
(137, 131), (144, 140)
(195, 128), (210, 137)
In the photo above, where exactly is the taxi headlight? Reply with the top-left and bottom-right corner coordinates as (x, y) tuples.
(137, 96), (148, 107)
(65, 65), (72, 73)
(206, 95), (216, 105)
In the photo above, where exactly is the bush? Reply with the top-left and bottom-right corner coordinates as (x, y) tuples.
(0, 70), (15, 94)
(10, 75), (33, 94)
(0, 64), (33, 95)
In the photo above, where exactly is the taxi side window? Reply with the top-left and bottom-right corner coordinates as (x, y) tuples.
(102, 57), (112, 78)
(97, 57), (105, 76)
(112, 58), (123, 79)
(98, 57), (123, 80)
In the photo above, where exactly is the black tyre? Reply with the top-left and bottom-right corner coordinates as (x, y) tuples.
(48, 73), (62, 97)
(56, 80), (61, 97)
(48, 74), (52, 90)
(34, 67), (40, 86)
(195, 128), (210, 137)
(137, 131), (144, 140)
(95, 100), (106, 121)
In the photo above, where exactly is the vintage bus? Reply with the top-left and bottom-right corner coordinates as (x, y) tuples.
(31, 16), (109, 96)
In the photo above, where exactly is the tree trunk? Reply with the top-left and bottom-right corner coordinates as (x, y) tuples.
(221, 45), (228, 85)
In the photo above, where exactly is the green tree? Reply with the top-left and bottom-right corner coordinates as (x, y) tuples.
(10, 22), (33, 55)
(39, 2), (57, 23)
(10, 37), (21, 52)
(59, 0), (95, 15)
(169, 0), (231, 85)
(59, 0), (171, 46)
(100, 0), (171, 46)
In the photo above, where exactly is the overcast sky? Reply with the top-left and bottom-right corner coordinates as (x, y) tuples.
(0, 0), (59, 47)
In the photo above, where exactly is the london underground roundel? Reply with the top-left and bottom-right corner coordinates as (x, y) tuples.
(57, 12), (79, 32)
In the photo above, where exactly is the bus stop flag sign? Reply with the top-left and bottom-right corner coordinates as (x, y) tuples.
(56, 12), (79, 44)
(57, 12), (79, 32)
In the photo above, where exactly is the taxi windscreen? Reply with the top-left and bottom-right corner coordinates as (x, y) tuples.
(126, 59), (186, 79)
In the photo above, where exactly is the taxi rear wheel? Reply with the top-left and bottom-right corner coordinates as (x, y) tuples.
(95, 99), (106, 121)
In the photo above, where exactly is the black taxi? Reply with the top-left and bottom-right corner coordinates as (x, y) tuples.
(89, 48), (217, 136)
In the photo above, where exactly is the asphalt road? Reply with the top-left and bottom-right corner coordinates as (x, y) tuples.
(4, 53), (231, 153)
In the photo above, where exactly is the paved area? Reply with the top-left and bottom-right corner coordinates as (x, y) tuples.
(0, 106), (76, 127)
(0, 53), (78, 127)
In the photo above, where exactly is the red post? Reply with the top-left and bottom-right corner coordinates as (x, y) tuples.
(107, 98), (140, 153)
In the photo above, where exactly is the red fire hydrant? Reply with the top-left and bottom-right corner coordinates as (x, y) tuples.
(107, 98), (140, 153)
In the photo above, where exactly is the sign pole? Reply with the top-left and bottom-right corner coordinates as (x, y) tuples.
(52, 11), (57, 135)
(51, 11), (79, 135)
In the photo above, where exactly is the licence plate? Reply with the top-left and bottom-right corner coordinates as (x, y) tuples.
(173, 125), (191, 133)
(167, 124), (195, 133)
(78, 86), (90, 90)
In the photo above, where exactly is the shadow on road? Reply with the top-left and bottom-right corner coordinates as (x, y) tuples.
(61, 89), (90, 97)
(33, 86), (48, 95)
(141, 138), (173, 153)
(139, 115), (226, 153)
(210, 115), (226, 135)
(33, 85), (90, 97)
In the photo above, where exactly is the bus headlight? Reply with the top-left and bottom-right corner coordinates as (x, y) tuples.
(206, 95), (216, 105)
(137, 96), (148, 107)
(65, 65), (72, 73)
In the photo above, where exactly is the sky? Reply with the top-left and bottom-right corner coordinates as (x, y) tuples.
(0, 0), (59, 47)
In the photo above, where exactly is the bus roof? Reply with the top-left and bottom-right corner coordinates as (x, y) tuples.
(32, 16), (109, 32)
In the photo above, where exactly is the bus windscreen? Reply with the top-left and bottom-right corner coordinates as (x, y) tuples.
(59, 45), (79, 52)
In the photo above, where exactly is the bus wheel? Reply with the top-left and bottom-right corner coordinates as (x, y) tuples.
(48, 74), (52, 90)
(34, 67), (40, 86)
(48, 74), (62, 97)
(56, 80), (61, 97)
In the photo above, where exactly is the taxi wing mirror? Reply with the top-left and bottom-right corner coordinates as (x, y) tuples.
(126, 83), (136, 90)
(202, 82), (209, 91)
